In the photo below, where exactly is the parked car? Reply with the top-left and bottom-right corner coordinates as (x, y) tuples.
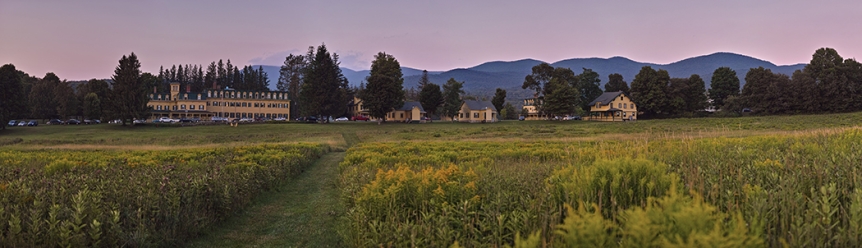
(133, 119), (146, 124)
(212, 117), (229, 122)
(239, 118), (254, 122)
(158, 117), (178, 123)
(351, 115), (369, 121)
(27, 120), (38, 126)
(335, 117), (349, 122)
(191, 117), (201, 123)
(17, 121), (27, 126)
(47, 119), (64, 125)
(83, 119), (94, 124)
(7, 120), (17, 126)
(94, 120), (101, 124)
(564, 115), (581, 121)
(519, 116), (525, 121)
(274, 117), (287, 121)
(297, 116), (318, 123)
(66, 119), (81, 125)
(179, 118), (193, 123)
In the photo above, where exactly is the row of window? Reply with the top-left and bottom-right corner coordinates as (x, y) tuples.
(214, 113), (288, 118)
(617, 102), (634, 109)
(459, 112), (495, 119)
(211, 101), (289, 108)
(208, 91), (288, 100)
(154, 105), (205, 111)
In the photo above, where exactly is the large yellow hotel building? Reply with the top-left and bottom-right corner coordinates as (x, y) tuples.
(147, 82), (291, 120)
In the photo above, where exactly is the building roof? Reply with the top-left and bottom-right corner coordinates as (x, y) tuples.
(398, 101), (426, 113)
(463, 100), (497, 111)
(588, 91), (627, 106)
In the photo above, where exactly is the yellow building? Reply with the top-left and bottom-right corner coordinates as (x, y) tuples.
(588, 91), (637, 121)
(521, 97), (548, 120)
(348, 96), (368, 118)
(147, 82), (291, 121)
(458, 100), (498, 123)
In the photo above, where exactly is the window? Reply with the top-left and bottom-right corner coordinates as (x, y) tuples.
(474, 113), (479, 118)
(180, 105), (186, 110)
(400, 113), (404, 118)
(190, 105), (195, 110)
(200, 105), (204, 110)
(624, 103), (627, 109)
(620, 96), (624, 101)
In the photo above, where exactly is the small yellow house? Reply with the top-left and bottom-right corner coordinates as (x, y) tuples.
(367, 101), (426, 122)
(459, 100), (498, 123)
(588, 91), (637, 121)
(522, 97), (548, 120)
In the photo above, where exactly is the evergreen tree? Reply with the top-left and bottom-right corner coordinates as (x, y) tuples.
(419, 82), (443, 116)
(0, 64), (25, 130)
(226, 60), (234, 89)
(206, 62), (217, 89)
(169, 65), (177, 82)
(108, 53), (150, 126)
(299, 44), (350, 120)
(709, 67), (740, 110)
(491, 88), (507, 111)
(258, 65), (269, 91)
(362, 52), (405, 121)
(217, 59), (226, 89)
(418, 70), (431, 88)
(604, 73), (629, 94)
(232, 67), (242, 90)
(278, 54), (306, 119)
(441, 78), (465, 121)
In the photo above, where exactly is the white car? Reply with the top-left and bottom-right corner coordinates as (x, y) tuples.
(239, 118), (254, 122)
(158, 117), (178, 123)
(335, 117), (349, 122)
(274, 117), (287, 121)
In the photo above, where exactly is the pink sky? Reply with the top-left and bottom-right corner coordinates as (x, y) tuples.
(2, 0), (860, 80)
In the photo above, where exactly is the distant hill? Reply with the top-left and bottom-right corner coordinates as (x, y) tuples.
(257, 53), (807, 102)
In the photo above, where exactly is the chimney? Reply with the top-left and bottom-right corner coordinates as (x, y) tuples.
(186, 84), (191, 93)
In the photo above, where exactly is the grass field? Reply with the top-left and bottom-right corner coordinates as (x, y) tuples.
(1, 112), (862, 247)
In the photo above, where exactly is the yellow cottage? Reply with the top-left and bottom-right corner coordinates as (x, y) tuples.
(459, 100), (498, 123)
(521, 97), (548, 120)
(588, 91), (637, 121)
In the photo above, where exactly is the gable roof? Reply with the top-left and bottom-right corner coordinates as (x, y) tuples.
(397, 101), (426, 113)
(588, 91), (627, 106)
(463, 100), (497, 111)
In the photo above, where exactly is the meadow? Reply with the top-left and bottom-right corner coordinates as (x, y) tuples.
(1, 112), (862, 247)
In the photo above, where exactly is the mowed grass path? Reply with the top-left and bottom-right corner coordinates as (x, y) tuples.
(187, 151), (347, 248)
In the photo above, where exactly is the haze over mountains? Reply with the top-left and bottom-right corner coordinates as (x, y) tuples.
(258, 52), (806, 97)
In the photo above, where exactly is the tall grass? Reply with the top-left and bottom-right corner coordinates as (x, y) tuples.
(0, 143), (327, 247)
(340, 128), (862, 247)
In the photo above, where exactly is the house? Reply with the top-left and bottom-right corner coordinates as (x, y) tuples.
(147, 82), (291, 121)
(348, 96), (369, 117)
(587, 91), (637, 121)
(458, 100), (498, 123)
(389, 102), (426, 122)
(522, 97), (548, 120)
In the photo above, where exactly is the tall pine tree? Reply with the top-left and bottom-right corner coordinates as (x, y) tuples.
(362, 52), (405, 122)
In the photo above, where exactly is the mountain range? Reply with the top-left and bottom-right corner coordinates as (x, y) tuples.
(257, 52), (806, 100)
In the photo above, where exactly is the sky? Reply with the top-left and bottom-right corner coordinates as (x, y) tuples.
(2, 0), (861, 80)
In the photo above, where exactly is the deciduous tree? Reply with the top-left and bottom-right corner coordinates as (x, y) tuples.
(604, 73), (629, 94)
(709, 67), (740, 110)
(0, 64), (25, 130)
(630, 66), (671, 117)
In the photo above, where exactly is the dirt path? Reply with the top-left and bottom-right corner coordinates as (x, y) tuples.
(187, 151), (347, 247)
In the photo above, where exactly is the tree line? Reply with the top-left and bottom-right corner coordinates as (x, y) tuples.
(0, 53), (154, 127)
(157, 60), (269, 93)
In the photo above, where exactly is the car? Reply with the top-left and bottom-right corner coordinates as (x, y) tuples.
(27, 120), (38, 126)
(158, 117), (178, 123)
(66, 119), (81, 125)
(18, 121), (27, 126)
(564, 115), (581, 121)
(274, 117), (287, 121)
(94, 120), (101, 124)
(47, 119), (64, 125)
(7, 120), (17, 126)
(335, 117), (349, 122)
(133, 119), (147, 124)
(351, 115), (369, 121)
(302, 116), (318, 123)
(179, 118), (193, 123)
(239, 118), (254, 122)
(83, 119), (94, 124)
(191, 117), (201, 123)
(519, 116), (525, 121)
(212, 117), (229, 122)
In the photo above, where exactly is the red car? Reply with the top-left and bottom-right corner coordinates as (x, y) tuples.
(351, 115), (369, 121)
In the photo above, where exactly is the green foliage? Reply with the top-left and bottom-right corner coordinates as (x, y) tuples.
(576, 68), (603, 111)
(709, 67), (740, 110)
(53, 80), (78, 119)
(278, 54), (305, 118)
(0, 64), (25, 130)
(605, 73), (630, 95)
(83, 93), (102, 120)
(503, 102), (518, 120)
(362, 52), (405, 120)
(29, 73), (60, 120)
(554, 203), (616, 247)
(108, 53), (151, 125)
(420, 82), (444, 116)
(0, 143), (327, 247)
(442, 78), (465, 120)
(630, 66), (672, 117)
(492, 88), (507, 111)
(299, 44), (350, 119)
